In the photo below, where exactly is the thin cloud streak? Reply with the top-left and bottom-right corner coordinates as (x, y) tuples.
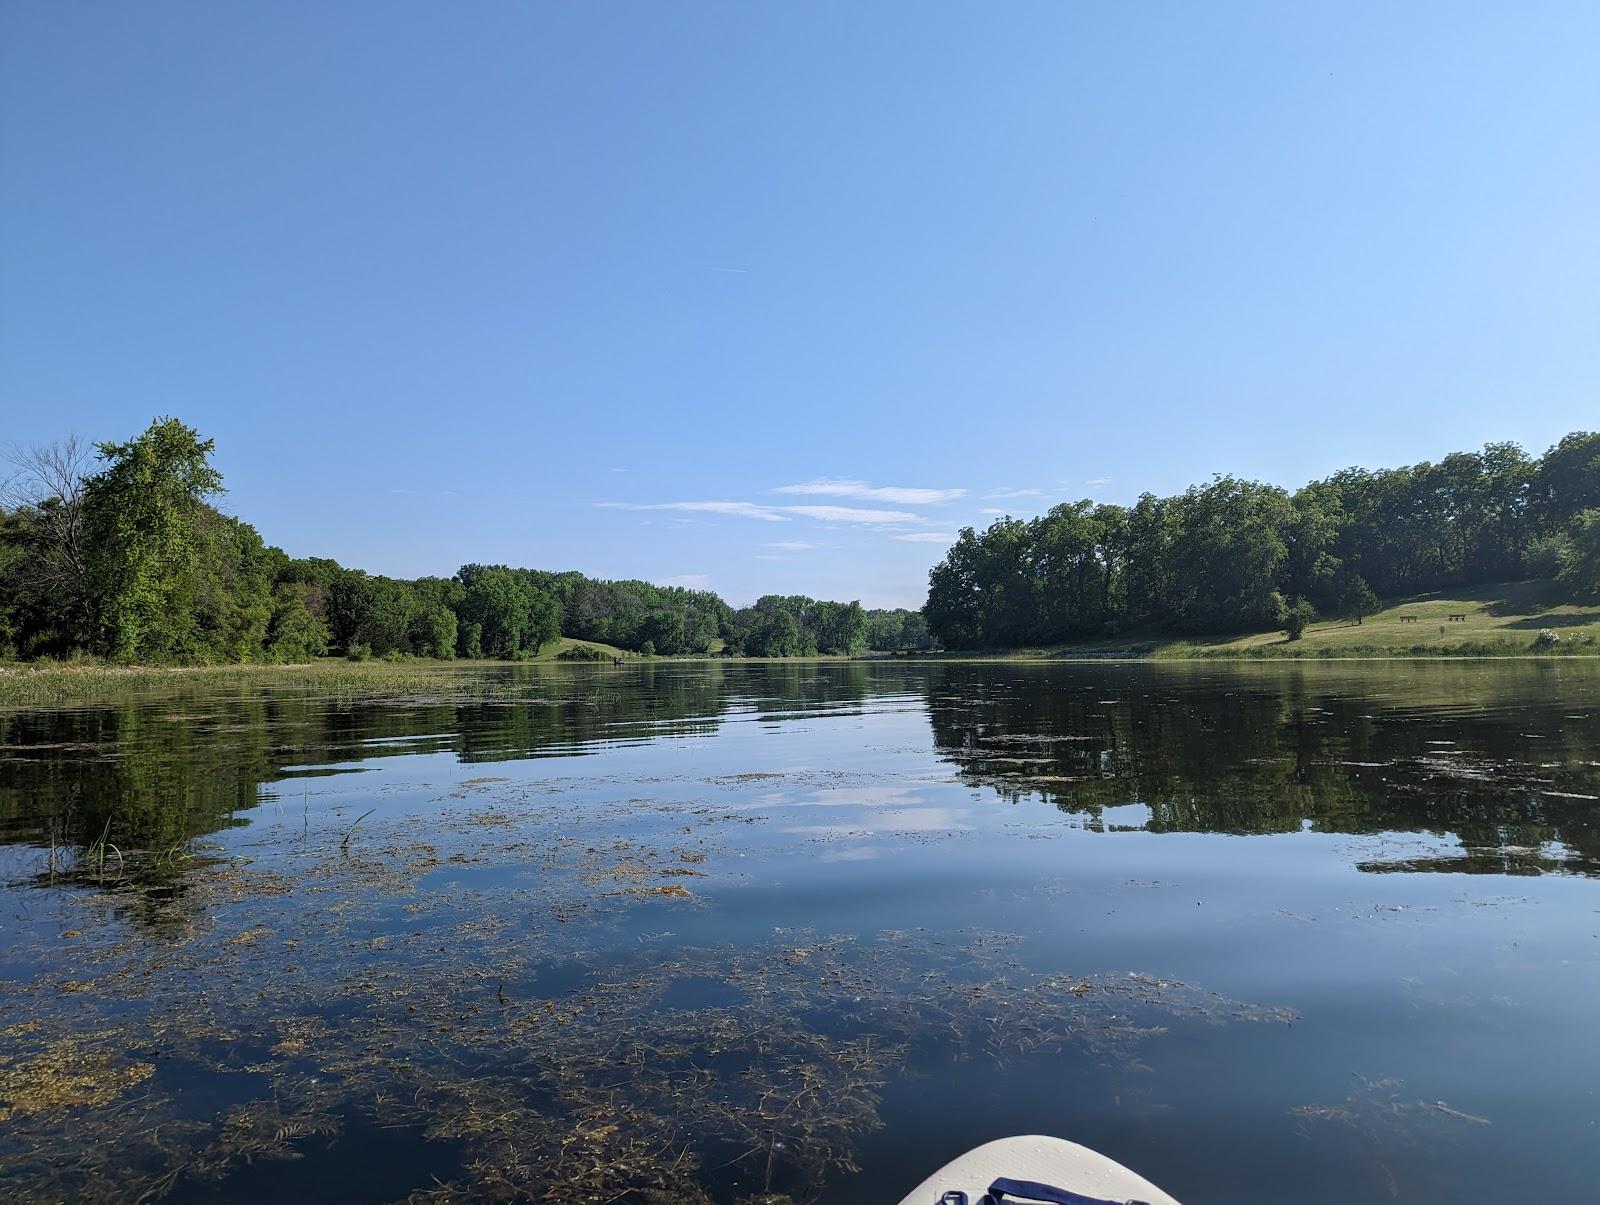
(775, 478), (966, 505)
(893, 532), (957, 543)
(783, 504), (920, 524)
(595, 501), (920, 525)
(596, 500), (786, 521)
(984, 487), (1044, 499)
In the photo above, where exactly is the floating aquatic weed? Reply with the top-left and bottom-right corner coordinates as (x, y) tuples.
(1, 884), (1295, 1202)
(0, 759), (1308, 1203)
(190, 1101), (344, 1177)
(625, 883), (695, 898)
(0, 1033), (154, 1120)
(1289, 1075), (1492, 1199)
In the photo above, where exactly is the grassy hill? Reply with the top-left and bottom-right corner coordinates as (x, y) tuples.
(1162, 580), (1599, 658)
(531, 637), (632, 661)
(915, 580), (1600, 660)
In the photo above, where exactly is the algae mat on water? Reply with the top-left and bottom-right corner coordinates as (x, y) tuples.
(0, 769), (1294, 1203)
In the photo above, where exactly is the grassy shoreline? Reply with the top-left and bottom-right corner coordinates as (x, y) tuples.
(4, 580), (1596, 707)
(0, 659), (515, 708)
(4, 643), (1596, 710)
(902, 579), (1600, 663)
(0, 650), (848, 708)
(896, 642), (1600, 663)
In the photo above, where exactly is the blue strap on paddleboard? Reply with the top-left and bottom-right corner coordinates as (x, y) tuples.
(985, 1177), (1148, 1205)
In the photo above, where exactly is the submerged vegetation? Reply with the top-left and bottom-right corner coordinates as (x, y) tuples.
(1, 660), (1595, 1199)
(0, 733), (1296, 1202)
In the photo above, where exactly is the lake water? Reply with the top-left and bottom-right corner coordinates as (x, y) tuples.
(2, 660), (1598, 1203)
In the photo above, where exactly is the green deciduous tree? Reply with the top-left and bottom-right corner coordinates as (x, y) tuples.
(921, 433), (1598, 650)
(83, 418), (226, 660)
(1533, 432), (1600, 530)
(1334, 571), (1379, 625)
(455, 565), (560, 658)
(864, 608), (937, 651)
(1559, 510), (1600, 596)
(1282, 597), (1315, 640)
(1525, 533), (1571, 580)
(6, 416), (1599, 666)
(923, 530), (984, 649)
(265, 584), (330, 662)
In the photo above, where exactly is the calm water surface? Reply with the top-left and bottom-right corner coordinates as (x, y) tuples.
(2, 661), (1598, 1203)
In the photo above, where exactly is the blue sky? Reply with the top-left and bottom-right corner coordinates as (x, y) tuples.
(2, 2), (1596, 608)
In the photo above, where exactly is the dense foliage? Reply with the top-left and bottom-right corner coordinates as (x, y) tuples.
(0, 421), (313, 664)
(11, 418), (1591, 664)
(864, 608), (937, 652)
(723, 596), (868, 657)
(925, 432), (1600, 648)
(0, 419), (858, 663)
(555, 644), (613, 662)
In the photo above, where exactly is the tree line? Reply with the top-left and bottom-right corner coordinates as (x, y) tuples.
(924, 432), (1600, 648)
(0, 418), (899, 663)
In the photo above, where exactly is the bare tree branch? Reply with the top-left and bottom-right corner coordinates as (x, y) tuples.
(3, 434), (96, 597)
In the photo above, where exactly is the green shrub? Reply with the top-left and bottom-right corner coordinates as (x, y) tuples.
(556, 644), (611, 662)
(1282, 598), (1315, 641)
(1525, 534), (1571, 579)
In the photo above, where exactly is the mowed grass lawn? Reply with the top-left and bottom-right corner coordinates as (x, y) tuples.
(536, 637), (630, 660)
(1168, 579), (1600, 657)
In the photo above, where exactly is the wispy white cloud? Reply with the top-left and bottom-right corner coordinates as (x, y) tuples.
(662, 574), (713, 589)
(980, 507), (1006, 515)
(781, 504), (920, 524)
(893, 532), (957, 544)
(775, 478), (965, 505)
(595, 501), (919, 525)
(764, 540), (821, 551)
(1085, 476), (1111, 486)
(984, 487), (1044, 499)
(596, 500), (786, 522)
